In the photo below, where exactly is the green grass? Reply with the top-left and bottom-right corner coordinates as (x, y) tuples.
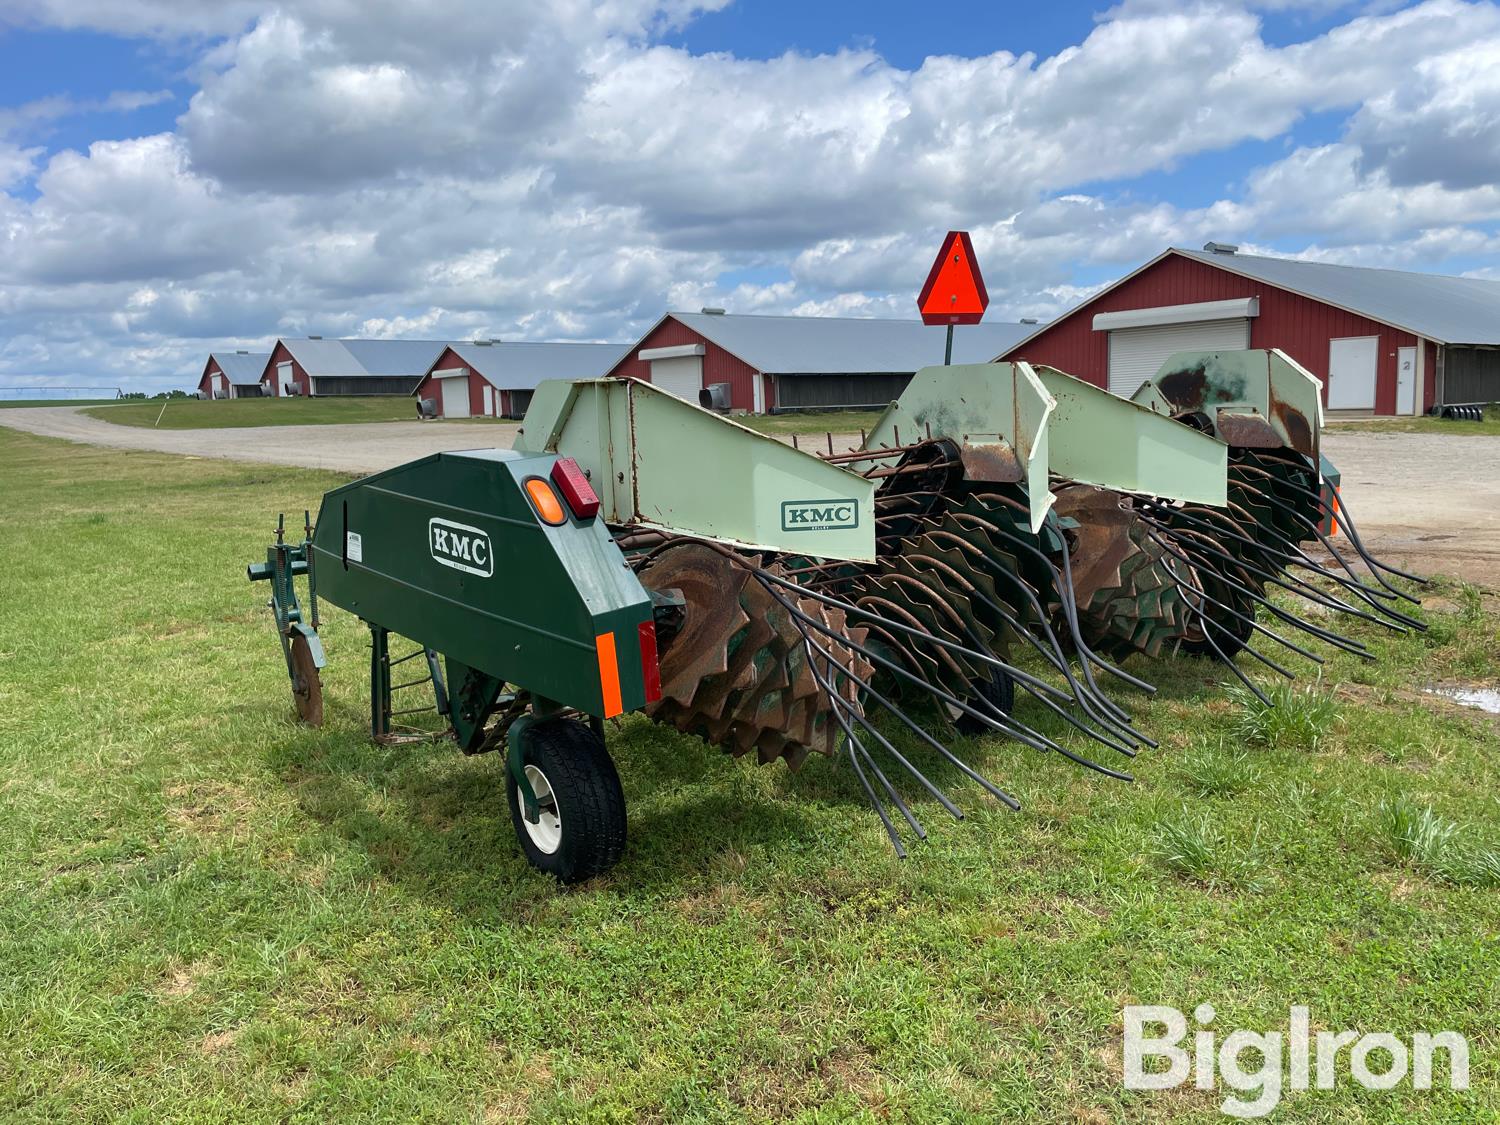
(1229, 681), (1340, 752)
(1327, 407), (1500, 437)
(1381, 800), (1500, 888)
(1153, 814), (1266, 891)
(81, 397), (437, 429)
(1, 428), (1498, 1121)
(737, 409), (884, 438)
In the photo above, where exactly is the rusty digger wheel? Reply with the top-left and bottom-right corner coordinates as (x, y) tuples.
(506, 719), (626, 884)
(289, 633), (324, 727)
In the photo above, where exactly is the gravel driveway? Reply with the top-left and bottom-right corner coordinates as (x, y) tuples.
(0, 405), (520, 474)
(4, 405), (1497, 585)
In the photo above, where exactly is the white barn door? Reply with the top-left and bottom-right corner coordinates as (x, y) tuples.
(650, 355), (703, 401)
(1396, 346), (1417, 415)
(440, 375), (470, 418)
(1107, 319), (1251, 399)
(1328, 337), (1378, 410)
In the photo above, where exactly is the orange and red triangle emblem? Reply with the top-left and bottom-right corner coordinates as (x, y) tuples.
(917, 231), (988, 325)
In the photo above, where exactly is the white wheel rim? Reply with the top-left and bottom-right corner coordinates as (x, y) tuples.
(519, 764), (563, 854)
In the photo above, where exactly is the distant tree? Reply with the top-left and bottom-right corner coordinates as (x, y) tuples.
(122, 392), (147, 400)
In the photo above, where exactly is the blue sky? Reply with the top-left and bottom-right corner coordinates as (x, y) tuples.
(1, 0), (1499, 391)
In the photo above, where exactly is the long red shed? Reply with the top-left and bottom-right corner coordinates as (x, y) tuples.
(1000, 245), (1500, 415)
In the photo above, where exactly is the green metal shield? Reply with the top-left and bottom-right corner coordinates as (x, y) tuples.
(862, 362), (1056, 533)
(518, 378), (878, 562)
(1031, 364), (1228, 507)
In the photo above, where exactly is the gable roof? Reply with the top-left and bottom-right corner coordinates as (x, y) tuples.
(658, 312), (1035, 374)
(1000, 247), (1500, 359)
(1171, 248), (1500, 345)
(208, 351), (270, 384)
(342, 338), (450, 376)
(278, 338), (451, 378)
(433, 341), (625, 391)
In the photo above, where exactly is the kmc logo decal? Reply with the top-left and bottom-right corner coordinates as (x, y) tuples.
(781, 498), (860, 533)
(428, 517), (493, 577)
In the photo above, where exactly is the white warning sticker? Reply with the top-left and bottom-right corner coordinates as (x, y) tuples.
(346, 530), (363, 563)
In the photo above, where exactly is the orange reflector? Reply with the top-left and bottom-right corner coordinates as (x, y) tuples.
(595, 632), (623, 718)
(1331, 488), (1341, 537)
(525, 477), (566, 525)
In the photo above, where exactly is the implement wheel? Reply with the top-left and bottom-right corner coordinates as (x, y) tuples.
(289, 633), (324, 727)
(507, 719), (626, 883)
(951, 667), (1015, 736)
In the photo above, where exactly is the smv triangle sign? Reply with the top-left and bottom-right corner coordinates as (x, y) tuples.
(917, 231), (988, 326)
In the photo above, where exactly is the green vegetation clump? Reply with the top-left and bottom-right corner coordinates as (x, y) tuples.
(1229, 681), (1338, 751)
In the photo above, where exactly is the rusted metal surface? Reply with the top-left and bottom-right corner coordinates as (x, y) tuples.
(1051, 486), (1135, 606)
(958, 440), (1024, 483)
(1215, 410), (1285, 449)
(1272, 398), (1314, 454)
(290, 633), (324, 727)
(1140, 350), (1319, 460)
(634, 542), (868, 766)
(1051, 485), (1196, 658)
(635, 546), (750, 707)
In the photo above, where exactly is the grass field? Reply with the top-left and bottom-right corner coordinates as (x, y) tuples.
(81, 396), (873, 437)
(82, 397), (430, 429)
(1, 428), (1497, 1122)
(1328, 407), (1499, 437)
(738, 410), (885, 438)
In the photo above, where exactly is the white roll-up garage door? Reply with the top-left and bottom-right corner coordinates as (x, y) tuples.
(1107, 319), (1251, 398)
(649, 355), (703, 401)
(434, 369), (470, 418)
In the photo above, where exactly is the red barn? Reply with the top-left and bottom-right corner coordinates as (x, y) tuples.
(412, 340), (625, 419)
(253, 338), (452, 397)
(1000, 245), (1500, 415)
(607, 310), (1032, 413)
(196, 351), (269, 399)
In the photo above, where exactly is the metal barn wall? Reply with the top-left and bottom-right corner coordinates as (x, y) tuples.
(198, 359), (221, 397)
(1443, 347), (1500, 404)
(606, 317), (761, 411)
(772, 372), (912, 411)
(314, 376), (423, 397)
(1003, 253), (1430, 414)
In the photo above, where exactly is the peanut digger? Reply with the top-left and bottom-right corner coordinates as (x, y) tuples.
(248, 349), (1422, 881)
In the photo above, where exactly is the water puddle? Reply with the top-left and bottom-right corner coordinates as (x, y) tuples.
(1423, 685), (1500, 715)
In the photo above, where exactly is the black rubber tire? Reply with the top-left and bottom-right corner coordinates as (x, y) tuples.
(1180, 590), (1255, 660)
(953, 667), (1016, 736)
(506, 718), (626, 883)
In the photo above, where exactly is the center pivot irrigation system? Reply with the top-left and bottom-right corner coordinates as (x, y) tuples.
(249, 348), (1424, 882)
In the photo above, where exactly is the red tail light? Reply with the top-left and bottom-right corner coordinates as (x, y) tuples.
(637, 620), (661, 703)
(550, 457), (600, 520)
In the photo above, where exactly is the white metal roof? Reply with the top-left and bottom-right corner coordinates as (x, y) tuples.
(435, 341), (625, 392)
(208, 351), (270, 384)
(279, 338), (451, 379)
(659, 312), (1035, 374)
(1171, 249), (1500, 345)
